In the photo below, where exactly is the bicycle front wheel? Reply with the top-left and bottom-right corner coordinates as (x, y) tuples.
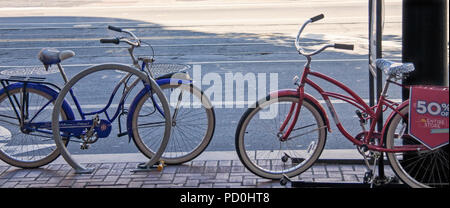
(235, 94), (327, 179)
(0, 86), (68, 168)
(385, 104), (449, 188)
(132, 82), (215, 164)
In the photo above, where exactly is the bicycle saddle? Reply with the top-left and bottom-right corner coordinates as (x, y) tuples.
(37, 48), (75, 69)
(375, 59), (415, 76)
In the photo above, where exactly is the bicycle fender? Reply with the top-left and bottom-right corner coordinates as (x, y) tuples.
(155, 78), (192, 86)
(156, 72), (191, 81)
(269, 89), (331, 133)
(0, 83), (75, 120)
(381, 100), (409, 140)
(127, 88), (147, 142)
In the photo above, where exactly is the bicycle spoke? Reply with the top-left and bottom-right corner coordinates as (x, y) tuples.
(237, 96), (326, 179)
(0, 87), (65, 167)
(137, 121), (166, 128)
(387, 105), (448, 187)
(0, 118), (19, 126)
(286, 125), (327, 141)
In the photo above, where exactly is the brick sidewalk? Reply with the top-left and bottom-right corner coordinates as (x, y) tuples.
(0, 159), (378, 188)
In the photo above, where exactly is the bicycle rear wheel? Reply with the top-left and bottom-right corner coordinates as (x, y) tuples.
(385, 104), (449, 188)
(0, 86), (68, 168)
(132, 82), (215, 164)
(235, 94), (327, 179)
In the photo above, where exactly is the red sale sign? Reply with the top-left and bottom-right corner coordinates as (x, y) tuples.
(409, 85), (449, 150)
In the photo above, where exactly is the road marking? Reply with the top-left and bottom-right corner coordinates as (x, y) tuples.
(186, 58), (369, 64)
(0, 42), (280, 50)
(0, 35), (219, 43)
(0, 17), (401, 26)
(0, 58), (366, 69)
(0, 1), (402, 11)
(0, 57), (402, 69)
(0, 99), (403, 112)
(0, 19), (401, 30)
(72, 24), (92, 28)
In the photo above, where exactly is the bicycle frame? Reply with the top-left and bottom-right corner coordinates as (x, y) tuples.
(0, 62), (164, 140)
(278, 64), (427, 153)
(0, 25), (190, 141)
(0, 76), (75, 134)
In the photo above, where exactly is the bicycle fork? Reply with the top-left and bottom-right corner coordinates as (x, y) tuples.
(278, 85), (305, 142)
(276, 86), (308, 173)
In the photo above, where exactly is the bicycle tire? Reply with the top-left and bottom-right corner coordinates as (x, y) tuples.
(132, 82), (215, 164)
(385, 104), (449, 188)
(0, 85), (69, 168)
(235, 94), (327, 179)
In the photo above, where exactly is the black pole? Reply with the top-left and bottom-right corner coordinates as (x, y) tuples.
(375, 0), (385, 179)
(401, 0), (448, 183)
(369, 0), (375, 115)
(402, 0), (448, 94)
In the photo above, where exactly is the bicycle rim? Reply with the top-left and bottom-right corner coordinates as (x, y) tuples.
(133, 83), (215, 164)
(386, 105), (449, 188)
(0, 87), (67, 168)
(236, 95), (327, 179)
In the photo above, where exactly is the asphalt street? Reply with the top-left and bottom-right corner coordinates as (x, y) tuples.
(0, 0), (404, 155)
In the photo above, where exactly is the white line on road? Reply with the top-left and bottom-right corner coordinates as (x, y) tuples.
(0, 99), (403, 112)
(0, 42), (278, 50)
(0, 57), (402, 68)
(186, 58), (369, 64)
(0, 1), (402, 11)
(0, 18), (401, 28)
(0, 35), (219, 43)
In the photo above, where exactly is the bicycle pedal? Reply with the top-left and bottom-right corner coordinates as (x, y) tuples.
(355, 110), (366, 124)
(80, 143), (89, 150)
(360, 144), (369, 152)
(281, 155), (289, 163)
(280, 174), (291, 186)
(363, 170), (373, 184)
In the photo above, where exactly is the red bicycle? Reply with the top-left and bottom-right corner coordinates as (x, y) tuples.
(235, 14), (448, 188)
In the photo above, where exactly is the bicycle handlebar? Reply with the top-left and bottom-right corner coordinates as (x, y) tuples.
(295, 14), (354, 57)
(334, 43), (354, 50)
(310, 14), (324, 23)
(108, 25), (123, 32)
(100, 38), (120, 44)
(100, 25), (140, 46)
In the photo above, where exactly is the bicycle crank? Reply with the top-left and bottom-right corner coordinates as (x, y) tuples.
(76, 115), (113, 150)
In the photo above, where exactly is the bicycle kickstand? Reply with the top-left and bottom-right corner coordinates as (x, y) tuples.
(131, 160), (165, 173)
(369, 153), (380, 188)
(361, 151), (383, 188)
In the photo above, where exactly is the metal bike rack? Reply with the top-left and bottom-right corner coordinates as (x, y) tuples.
(290, 0), (407, 188)
(51, 64), (171, 174)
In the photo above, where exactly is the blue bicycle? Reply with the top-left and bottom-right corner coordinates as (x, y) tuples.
(0, 26), (214, 169)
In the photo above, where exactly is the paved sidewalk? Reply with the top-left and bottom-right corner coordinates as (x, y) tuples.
(0, 152), (389, 188)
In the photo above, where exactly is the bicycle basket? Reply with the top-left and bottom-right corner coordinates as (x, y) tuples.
(149, 63), (191, 78)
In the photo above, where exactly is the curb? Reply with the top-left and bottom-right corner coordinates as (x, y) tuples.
(0, 149), (369, 166)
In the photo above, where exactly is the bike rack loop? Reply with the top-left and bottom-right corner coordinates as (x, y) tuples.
(51, 63), (171, 174)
